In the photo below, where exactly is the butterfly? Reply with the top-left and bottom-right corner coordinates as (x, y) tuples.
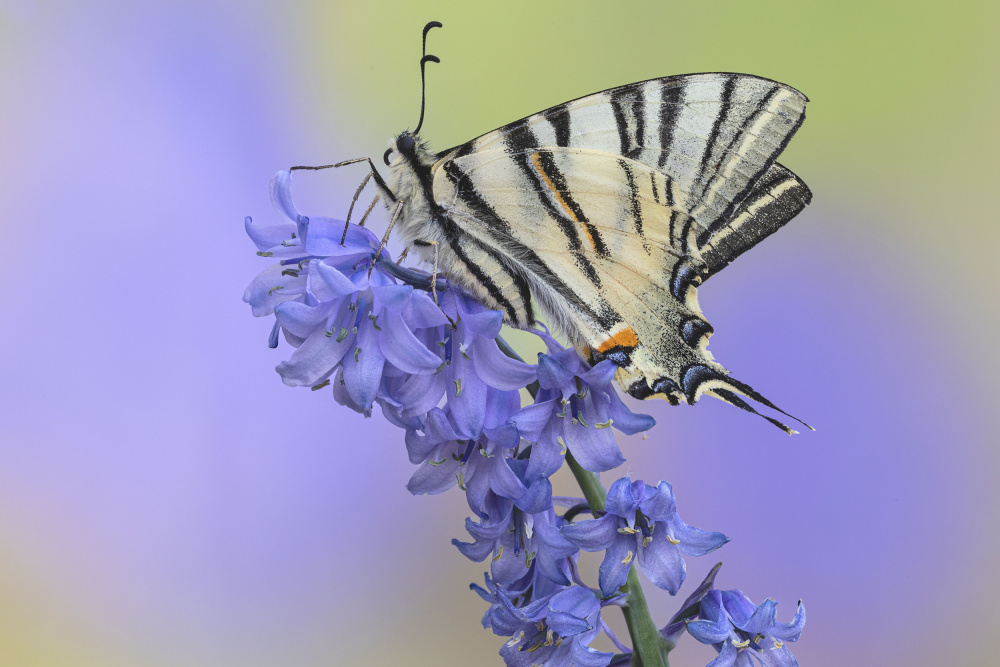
(326, 22), (812, 434)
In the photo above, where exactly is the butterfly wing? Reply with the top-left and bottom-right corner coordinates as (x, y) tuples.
(700, 162), (812, 279)
(428, 73), (811, 431)
(443, 72), (808, 247)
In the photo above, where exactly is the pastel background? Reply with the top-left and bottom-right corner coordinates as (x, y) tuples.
(1, 1), (996, 665)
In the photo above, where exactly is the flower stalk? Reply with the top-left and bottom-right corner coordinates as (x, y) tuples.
(566, 450), (668, 667)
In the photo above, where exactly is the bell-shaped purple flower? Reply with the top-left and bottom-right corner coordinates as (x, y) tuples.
(453, 475), (578, 587)
(560, 477), (728, 596)
(509, 337), (655, 474)
(686, 589), (805, 667)
(476, 579), (614, 667)
(404, 408), (529, 514)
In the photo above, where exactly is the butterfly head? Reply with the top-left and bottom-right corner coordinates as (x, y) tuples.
(383, 131), (437, 171)
(383, 132), (417, 166)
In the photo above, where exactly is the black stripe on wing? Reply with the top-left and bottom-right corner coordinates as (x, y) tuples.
(441, 160), (602, 325)
(658, 83), (683, 170)
(695, 83), (787, 235)
(435, 211), (524, 326)
(547, 103), (572, 148)
(502, 125), (607, 284)
(699, 163), (812, 280)
(610, 86), (646, 160)
(694, 74), (737, 201)
(619, 159), (651, 255)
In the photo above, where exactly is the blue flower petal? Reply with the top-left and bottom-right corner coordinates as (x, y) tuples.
(604, 477), (638, 519)
(378, 311), (442, 373)
(449, 353), (487, 439)
(276, 323), (354, 387)
(395, 372), (447, 418)
(602, 387), (656, 435)
(637, 528), (686, 595)
(311, 260), (362, 300)
(670, 516), (729, 557)
(489, 458), (529, 502)
(372, 284), (414, 313)
(598, 534), (635, 596)
(706, 641), (739, 667)
(273, 299), (331, 339)
(452, 536), (497, 562)
(422, 407), (461, 441)
(508, 400), (557, 441)
(516, 476), (553, 514)
(562, 417), (625, 473)
(524, 422), (565, 480)
(243, 264), (304, 316)
(561, 514), (618, 551)
(343, 318), (385, 408)
(301, 217), (357, 256)
(269, 170), (299, 222)
(402, 291), (451, 329)
(578, 359), (618, 388)
(406, 457), (458, 495)
(537, 353), (576, 390)
(719, 590), (758, 626)
(639, 481), (677, 522)
(244, 216), (296, 251)
(471, 336), (538, 390)
(545, 610), (591, 638)
(456, 296), (504, 338)
(549, 586), (601, 621)
(485, 388), (521, 430)
(686, 591), (731, 644)
(568, 639), (614, 667)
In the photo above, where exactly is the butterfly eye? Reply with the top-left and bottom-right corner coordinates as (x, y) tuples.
(383, 148), (394, 166)
(397, 134), (416, 155)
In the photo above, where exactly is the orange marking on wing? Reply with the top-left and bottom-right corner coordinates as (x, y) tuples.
(529, 152), (598, 252)
(596, 326), (639, 354)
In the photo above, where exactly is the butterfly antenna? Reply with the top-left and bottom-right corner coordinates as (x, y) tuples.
(414, 20), (443, 136)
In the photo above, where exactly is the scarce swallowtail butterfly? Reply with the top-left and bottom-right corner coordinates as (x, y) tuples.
(312, 21), (813, 434)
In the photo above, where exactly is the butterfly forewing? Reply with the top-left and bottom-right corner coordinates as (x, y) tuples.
(447, 73), (807, 240)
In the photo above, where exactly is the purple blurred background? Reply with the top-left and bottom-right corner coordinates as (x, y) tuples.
(2, 2), (997, 665)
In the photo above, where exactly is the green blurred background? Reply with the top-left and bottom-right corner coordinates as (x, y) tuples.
(1, 1), (997, 665)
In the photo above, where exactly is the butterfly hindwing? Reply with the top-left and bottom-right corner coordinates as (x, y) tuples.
(434, 147), (721, 407)
(700, 162), (812, 279)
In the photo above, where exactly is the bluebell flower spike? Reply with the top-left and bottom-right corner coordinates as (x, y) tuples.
(245, 169), (807, 667)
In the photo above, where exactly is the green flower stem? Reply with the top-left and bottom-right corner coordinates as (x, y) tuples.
(495, 336), (668, 666)
(565, 451), (668, 667)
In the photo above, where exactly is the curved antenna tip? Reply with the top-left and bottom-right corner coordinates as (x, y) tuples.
(414, 21), (444, 136)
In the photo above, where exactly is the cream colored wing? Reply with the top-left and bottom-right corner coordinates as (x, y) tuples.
(441, 73), (808, 244)
(432, 146), (809, 433)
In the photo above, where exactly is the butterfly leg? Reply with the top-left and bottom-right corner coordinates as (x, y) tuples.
(344, 172), (372, 225)
(368, 201), (403, 277)
(426, 240), (456, 327)
(429, 241), (441, 307)
(396, 246), (410, 264)
(340, 194), (381, 244)
(290, 157), (397, 203)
